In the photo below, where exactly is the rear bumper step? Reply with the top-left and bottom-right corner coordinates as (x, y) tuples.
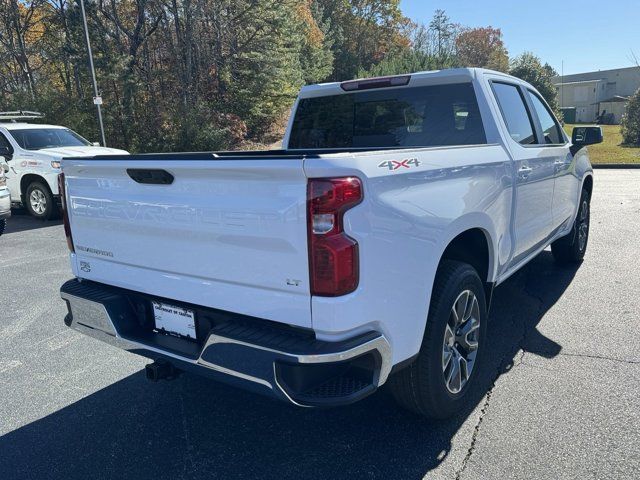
(60, 278), (391, 407)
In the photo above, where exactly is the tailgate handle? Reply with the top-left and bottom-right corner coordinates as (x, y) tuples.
(127, 169), (174, 185)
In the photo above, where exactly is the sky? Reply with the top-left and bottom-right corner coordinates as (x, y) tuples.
(400, 0), (640, 75)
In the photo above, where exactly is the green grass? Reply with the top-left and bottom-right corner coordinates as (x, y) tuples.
(563, 124), (640, 164)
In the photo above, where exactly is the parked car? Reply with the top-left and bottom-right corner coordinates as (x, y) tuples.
(0, 159), (10, 236)
(58, 68), (601, 418)
(0, 112), (128, 220)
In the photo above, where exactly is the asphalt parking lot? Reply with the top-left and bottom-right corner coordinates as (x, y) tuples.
(1, 170), (638, 480)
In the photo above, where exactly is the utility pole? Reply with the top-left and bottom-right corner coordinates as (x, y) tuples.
(79, 0), (107, 146)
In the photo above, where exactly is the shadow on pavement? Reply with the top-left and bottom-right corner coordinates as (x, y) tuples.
(3, 208), (62, 234)
(0, 251), (576, 480)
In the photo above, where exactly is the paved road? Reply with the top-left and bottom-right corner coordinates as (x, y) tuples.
(0, 170), (638, 480)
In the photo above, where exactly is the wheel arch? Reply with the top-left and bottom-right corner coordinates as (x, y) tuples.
(437, 224), (497, 307)
(20, 173), (51, 203)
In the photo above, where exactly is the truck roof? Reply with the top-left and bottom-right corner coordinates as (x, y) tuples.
(0, 123), (67, 131)
(298, 67), (522, 99)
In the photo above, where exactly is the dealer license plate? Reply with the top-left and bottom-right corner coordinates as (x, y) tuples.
(152, 301), (196, 340)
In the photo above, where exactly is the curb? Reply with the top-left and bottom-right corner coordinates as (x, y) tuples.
(592, 164), (640, 169)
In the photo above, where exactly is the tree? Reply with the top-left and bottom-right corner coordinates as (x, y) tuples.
(314, 0), (410, 80)
(0, 0), (47, 101)
(428, 9), (458, 69)
(8, 2), (570, 152)
(543, 63), (558, 78)
(621, 87), (640, 145)
(455, 26), (508, 72)
(509, 52), (560, 113)
(357, 10), (461, 78)
(299, 1), (334, 84)
(359, 48), (433, 77)
(0, 0), (344, 152)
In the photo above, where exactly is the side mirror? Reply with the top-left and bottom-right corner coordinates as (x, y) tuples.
(572, 126), (603, 147)
(92, 142), (101, 147)
(0, 145), (12, 157)
(1, 162), (8, 173)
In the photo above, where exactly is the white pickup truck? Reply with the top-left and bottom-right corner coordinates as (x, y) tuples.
(0, 112), (128, 219)
(59, 68), (601, 418)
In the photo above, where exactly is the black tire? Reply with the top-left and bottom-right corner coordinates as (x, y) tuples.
(389, 260), (488, 419)
(0, 218), (5, 236)
(551, 187), (590, 264)
(25, 181), (55, 220)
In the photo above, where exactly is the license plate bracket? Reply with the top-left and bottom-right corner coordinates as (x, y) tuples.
(152, 301), (196, 340)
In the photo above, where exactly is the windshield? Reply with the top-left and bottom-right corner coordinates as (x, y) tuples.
(288, 83), (486, 149)
(9, 128), (91, 150)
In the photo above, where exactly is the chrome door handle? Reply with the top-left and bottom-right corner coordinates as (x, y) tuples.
(518, 165), (532, 179)
(553, 160), (567, 172)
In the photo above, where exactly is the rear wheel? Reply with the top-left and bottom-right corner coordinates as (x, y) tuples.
(25, 181), (55, 220)
(0, 218), (5, 236)
(389, 260), (488, 419)
(551, 187), (590, 264)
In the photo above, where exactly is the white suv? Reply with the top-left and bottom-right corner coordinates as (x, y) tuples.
(0, 112), (128, 219)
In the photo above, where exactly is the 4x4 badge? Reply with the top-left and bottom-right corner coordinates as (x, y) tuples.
(378, 158), (421, 171)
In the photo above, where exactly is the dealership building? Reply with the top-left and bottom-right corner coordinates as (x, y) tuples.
(552, 66), (640, 124)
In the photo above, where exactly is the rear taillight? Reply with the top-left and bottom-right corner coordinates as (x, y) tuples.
(58, 173), (74, 253)
(307, 177), (362, 296)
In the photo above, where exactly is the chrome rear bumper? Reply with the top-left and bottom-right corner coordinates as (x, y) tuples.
(61, 278), (392, 406)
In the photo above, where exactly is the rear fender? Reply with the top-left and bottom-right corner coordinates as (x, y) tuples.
(437, 213), (499, 283)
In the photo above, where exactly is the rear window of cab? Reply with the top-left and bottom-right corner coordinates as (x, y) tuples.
(288, 83), (487, 149)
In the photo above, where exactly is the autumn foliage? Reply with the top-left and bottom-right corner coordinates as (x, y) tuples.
(456, 27), (509, 73)
(0, 2), (558, 152)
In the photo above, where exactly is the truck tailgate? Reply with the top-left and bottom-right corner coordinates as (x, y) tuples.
(62, 158), (311, 328)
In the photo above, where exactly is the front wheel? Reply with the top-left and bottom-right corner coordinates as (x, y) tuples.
(0, 218), (5, 236)
(551, 187), (590, 264)
(389, 260), (488, 419)
(25, 181), (55, 220)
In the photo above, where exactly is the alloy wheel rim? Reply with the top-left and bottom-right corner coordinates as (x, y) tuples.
(578, 199), (589, 252)
(442, 289), (481, 394)
(30, 189), (47, 215)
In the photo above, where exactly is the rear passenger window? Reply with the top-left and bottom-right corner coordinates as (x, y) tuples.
(528, 91), (564, 144)
(492, 82), (536, 145)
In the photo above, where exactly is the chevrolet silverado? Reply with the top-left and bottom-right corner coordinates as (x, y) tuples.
(58, 68), (601, 418)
